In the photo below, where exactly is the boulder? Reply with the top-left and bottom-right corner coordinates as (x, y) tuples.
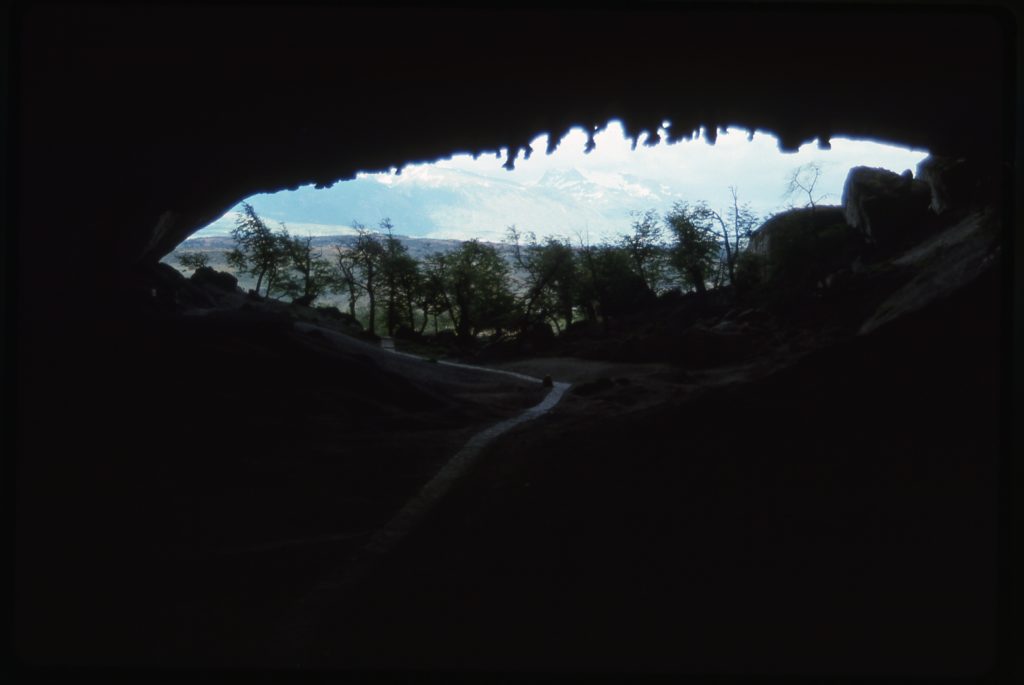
(841, 166), (932, 247)
(190, 266), (238, 292)
(146, 262), (213, 309)
(744, 206), (859, 292)
(747, 206), (849, 260)
(314, 305), (363, 331)
(915, 155), (979, 215)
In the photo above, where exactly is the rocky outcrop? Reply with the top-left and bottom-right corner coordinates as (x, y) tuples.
(313, 305), (363, 331)
(859, 209), (1000, 335)
(747, 206), (849, 260)
(745, 206), (859, 292)
(190, 266), (238, 292)
(915, 155), (982, 215)
(841, 167), (932, 247)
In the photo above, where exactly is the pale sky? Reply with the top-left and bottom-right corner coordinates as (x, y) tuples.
(194, 121), (929, 243)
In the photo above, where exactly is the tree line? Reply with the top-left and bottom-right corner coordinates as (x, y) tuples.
(179, 193), (766, 339)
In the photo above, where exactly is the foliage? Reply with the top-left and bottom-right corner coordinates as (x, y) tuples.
(226, 202), (291, 297)
(177, 252), (210, 271)
(575, 241), (654, 323)
(379, 220), (423, 336)
(506, 226), (579, 332)
(620, 210), (668, 294)
(438, 240), (516, 339)
(664, 202), (721, 295)
(278, 233), (335, 305)
(348, 221), (387, 335)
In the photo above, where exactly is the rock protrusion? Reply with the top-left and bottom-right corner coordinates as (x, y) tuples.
(841, 166), (932, 247)
(915, 155), (979, 216)
(190, 266), (238, 292)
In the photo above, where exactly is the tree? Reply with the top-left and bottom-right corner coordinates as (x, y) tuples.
(784, 162), (829, 213)
(332, 245), (362, 319)
(226, 202), (290, 297)
(349, 220), (387, 335)
(620, 209), (667, 294)
(441, 240), (515, 340)
(420, 252), (456, 334)
(664, 201), (721, 295)
(506, 226), (579, 332)
(377, 219), (423, 336)
(279, 233), (335, 305)
(177, 252), (209, 271)
(702, 189), (760, 288)
(573, 233), (652, 327)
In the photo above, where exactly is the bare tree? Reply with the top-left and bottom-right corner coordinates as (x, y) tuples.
(784, 162), (830, 213)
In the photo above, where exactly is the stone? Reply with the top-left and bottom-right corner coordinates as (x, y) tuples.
(841, 166), (932, 247)
(190, 266), (238, 292)
(745, 206), (858, 291)
(314, 306), (363, 331)
(915, 155), (977, 215)
(747, 206), (849, 260)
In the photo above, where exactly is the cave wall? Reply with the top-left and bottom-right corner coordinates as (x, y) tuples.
(14, 3), (1013, 312)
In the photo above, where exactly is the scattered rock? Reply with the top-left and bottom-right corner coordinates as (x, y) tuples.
(572, 377), (613, 395)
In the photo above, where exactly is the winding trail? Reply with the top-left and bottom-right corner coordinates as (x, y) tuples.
(278, 333), (570, 660)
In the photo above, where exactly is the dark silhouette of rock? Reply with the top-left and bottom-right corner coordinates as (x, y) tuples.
(746, 206), (860, 296)
(841, 166), (932, 247)
(190, 266), (238, 292)
(313, 305), (363, 331)
(291, 293), (316, 307)
(915, 155), (988, 216)
(747, 206), (850, 260)
(140, 262), (214, 310)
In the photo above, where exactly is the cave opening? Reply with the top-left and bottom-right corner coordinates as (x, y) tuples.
(160, 121), (930, 345)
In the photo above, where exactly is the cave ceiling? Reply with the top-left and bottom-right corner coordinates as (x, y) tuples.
(16, 3), (1013, 270)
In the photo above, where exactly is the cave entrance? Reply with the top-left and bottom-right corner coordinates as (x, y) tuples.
(162, 120), (928, 344)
